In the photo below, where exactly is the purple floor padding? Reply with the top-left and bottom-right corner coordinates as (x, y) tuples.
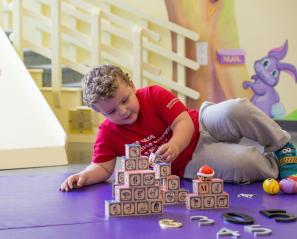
(0, 173), (296, 239)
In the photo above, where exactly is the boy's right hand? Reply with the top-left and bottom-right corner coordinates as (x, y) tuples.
(59, 173), (87, 192)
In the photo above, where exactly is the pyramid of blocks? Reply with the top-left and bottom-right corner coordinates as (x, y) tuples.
(186, 165), (229, 210)
(149, 153), (188, 205)
(105, 144), (164, 217)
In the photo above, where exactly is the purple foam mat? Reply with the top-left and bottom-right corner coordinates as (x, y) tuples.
(0, 173), (297, 239)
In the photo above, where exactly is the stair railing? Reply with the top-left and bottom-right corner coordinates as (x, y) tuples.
(0, 0), (13, 30)
(12, 0), (201, 105)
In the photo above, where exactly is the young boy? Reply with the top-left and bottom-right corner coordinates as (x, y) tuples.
(60, 64), (297, 191)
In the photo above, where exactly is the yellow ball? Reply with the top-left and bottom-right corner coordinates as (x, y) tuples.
(263, 178), (280, 195)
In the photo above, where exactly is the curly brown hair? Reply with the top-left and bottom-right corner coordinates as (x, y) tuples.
(82, 65), (133, 109)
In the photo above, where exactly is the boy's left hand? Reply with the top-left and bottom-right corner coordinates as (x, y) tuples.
(156, 142), (180, 162)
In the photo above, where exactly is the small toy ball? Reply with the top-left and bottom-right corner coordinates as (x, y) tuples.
(197, 165), (215, 180)
(279, 177), (297, 194)
(262, 178), (280, 195)
(288, 175), (297, 182)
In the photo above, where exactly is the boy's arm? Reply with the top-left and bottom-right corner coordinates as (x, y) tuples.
(60, 158), (116, 191)
(156, 111), (194, 162)
(84, 159), (116, 185)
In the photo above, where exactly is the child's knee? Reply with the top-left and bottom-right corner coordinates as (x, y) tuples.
(224, 98), (250, 120)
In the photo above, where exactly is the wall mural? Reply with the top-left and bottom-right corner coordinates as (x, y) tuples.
(243, 41), (297, 118)
(164, 0), (297, 121)
(164, 0), (250, 108)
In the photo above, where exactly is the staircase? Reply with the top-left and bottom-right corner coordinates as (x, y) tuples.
(24, 50), (83, 88)
(0, 0), (202, 165)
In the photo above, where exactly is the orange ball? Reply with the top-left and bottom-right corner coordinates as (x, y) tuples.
(263, 178), (280, 195)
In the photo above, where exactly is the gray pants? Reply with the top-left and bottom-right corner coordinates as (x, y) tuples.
(184, 98), (291, 183)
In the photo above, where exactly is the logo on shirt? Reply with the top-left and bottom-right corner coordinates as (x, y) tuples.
(133, 127), (172, 156)
(166, 98), (180, 109)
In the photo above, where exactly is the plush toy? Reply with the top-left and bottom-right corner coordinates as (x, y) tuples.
(197, 165), (215, 181)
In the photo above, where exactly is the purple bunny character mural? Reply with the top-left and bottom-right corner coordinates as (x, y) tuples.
(243, 40), (297, 118)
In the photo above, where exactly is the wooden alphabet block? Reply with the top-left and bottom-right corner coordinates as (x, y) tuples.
(150, 201), (163, 214)
(142, 170), (156, 186)
(133, 187), (146, 201)
(115, 170), (125, 184)
(105, 200), (122, 217)
(125, 144), (141, 158)
(154, 163), (171, 179)
(136, 201), (150, 215)
(114, 185), (133, 201)
(216, 192), (229, 208)
(203, 195), (216, 209)
(210, 178), (224, 194)
(193, 179), (210, 195)
(162, 175), (180, 190)
(137, 156), (149, 170)
(149, 152), (163, 164)
(177, 188), (188, 203)
(161, 190), (177, 204)
(186, 194), (203, 209)
(121, 157), (137, 171)
(124, 171), (142, 187)
(147, 186), (160, 200)
(154, 178), (161, 186)
(122, 202), (135, 216)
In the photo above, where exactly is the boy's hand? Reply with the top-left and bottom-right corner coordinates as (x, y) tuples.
(59, 173), (87, 192)
(156, 142), (180, 162)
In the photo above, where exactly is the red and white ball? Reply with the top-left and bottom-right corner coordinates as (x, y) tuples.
(279, 176), (297, 194)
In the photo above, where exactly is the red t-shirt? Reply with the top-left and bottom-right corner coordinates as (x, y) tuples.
(92, 85), (199, 176)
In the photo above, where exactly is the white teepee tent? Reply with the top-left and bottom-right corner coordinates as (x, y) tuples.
(0, 28), (67, 169)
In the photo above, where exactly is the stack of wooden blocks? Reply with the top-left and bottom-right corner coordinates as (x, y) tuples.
(105, 144), (164, 217)
(150, 153), (188, 205)
(186, 177), (229, 210)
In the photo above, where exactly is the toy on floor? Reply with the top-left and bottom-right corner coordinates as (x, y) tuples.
(237, 193), (256, 199)
(190, 215), (215, 226)
(260, 209), (297, 222)
(105, 144), (163, 217)
(262, 178), (280, 195)
(263, 177), (297, 195)
(159, 219), (183, 229)
(186, 165), (229, 210)
(223, 212), (254, 225)
(279, 176), (297, 194)
(216, 227), (240, 238)
(244, 225), (272, 237)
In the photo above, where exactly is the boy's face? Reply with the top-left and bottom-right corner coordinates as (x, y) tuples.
(93, 82), (140, 125)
